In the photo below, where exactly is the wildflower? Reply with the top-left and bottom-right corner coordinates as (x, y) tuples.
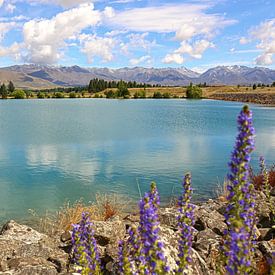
(137, 182), (170, 274)
(72, 212), (101, 275)
(223, 105), (256, 275)
(175, 172), (195, 275)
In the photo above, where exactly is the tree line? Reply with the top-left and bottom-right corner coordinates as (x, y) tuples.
(88, 78), (160, 93)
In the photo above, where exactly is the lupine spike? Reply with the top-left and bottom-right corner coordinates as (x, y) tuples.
(71, 212), (101, 275)
(223, 105), (256, 275)
(137, 182), (170, 274)
(175, 172), (195, 275)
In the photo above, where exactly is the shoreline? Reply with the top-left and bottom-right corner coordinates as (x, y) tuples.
(0, 189), (274, 274)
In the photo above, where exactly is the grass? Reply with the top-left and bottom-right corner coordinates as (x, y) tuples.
(29, 193), (130, 236)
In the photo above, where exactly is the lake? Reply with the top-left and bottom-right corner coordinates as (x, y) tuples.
(0, 99), (274, 223)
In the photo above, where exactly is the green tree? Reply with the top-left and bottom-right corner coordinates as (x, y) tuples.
(252, 84), (257, 90)
(8, 81), (15, 94)
(54, 92), (64, 98)
(0, 84), (8, 99)
(69, 92), (76, 98)
(117, 80), (129, 98)
(37, 92), (45, 99)
(153, 91), (162, 98)
(13, 90), (26, 99)
(186, 84), (202, 99)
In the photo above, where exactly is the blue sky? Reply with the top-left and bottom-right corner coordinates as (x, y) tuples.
(0, 0), (274, 72)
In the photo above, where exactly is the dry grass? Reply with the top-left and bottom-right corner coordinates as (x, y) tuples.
(29, 193), (130, 236)
(252, 166), (275, 190)
(215, 179), (230, 202)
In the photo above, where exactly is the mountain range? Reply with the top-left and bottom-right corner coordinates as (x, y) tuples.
(0, 64), (274, 89)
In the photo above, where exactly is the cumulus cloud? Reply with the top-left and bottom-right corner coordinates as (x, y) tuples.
(79, 34), (115, 63)
(22, 3), (101, 64)
(163, 40), (214, 64)
(130, 55), (151, 65)
(162, 53), (184, 64)
(121, 32), (156, 55)
(241, 19), (275, 65)
(107, 3), (234, 64)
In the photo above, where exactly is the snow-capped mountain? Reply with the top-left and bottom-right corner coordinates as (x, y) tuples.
(0, 64), (274, 89)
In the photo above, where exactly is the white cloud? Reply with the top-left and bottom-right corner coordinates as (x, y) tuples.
(242, 19), (275, 65)
(120, 32), (156, 55)
(106, 3), (234, 64)
(0, 0), (3, 8)
(103, 6), (115, 18)
(0, 42), (21, 60)
(130, 55), (151, 65)
(163, 39), (214, 64)
(0, 22), (16, 41)
(5, 3), (16, 13)
(22, 3), (101, 64)
(239, 37), (249, 45)
(79, 34), (115, 63)
(27, 0), (92, 8)
(162, 53), (184, 64)
(107, 3), (235, 34)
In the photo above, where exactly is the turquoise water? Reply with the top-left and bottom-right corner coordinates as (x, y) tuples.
(0, 99), (274, 222)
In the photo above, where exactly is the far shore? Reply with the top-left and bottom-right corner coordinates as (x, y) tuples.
(1, 85), (275, 105)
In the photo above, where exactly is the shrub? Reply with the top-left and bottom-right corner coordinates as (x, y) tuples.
(105, 90), (116, 98)
(153, 91), (162, 98)
(162, 92), (171, 99)
(133, 90), (146, 99)
(186, 85), (202, 99)
(13, 90), (26, 99)
(37, 92), (46, 99)
(54, 92), (64, 98)
(69, 92), (76, 98)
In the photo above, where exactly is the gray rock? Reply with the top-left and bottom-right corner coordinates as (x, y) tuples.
(0, 221), (68, 274)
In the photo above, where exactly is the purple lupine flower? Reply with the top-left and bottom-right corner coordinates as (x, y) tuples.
(137, 182), (170, 274)
(223, 105), (256, 275)
(71, 212), (101, 274)
(175, 172), (195, 275)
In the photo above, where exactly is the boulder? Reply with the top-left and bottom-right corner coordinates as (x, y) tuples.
(0, 221), (68, 274)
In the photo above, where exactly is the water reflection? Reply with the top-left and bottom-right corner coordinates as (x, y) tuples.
(0, 99), (274, 222)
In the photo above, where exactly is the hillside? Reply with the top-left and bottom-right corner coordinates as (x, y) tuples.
(0, 64), (274, 89)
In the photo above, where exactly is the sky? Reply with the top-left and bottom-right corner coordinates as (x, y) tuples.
(0, 0), (274, 72)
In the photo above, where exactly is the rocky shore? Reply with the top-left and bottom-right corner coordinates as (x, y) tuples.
(208, 92), (275, 106)
(0, 190), (274, 274)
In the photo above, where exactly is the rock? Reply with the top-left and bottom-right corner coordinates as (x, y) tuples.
(0, 221), (68, 274)
(194, 208), (227, 236)
(159, 207), (178, 229)
(194, 229), (222, 270)
(258, 228), (275, 241)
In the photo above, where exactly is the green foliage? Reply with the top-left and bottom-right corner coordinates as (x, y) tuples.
(8, 81), (15, 94)
(162, 92), (171, 99)
(153, 91), (162, 98)
(105, 90), (116, 98)
(13, 90), (26, 99)
(272, 82), (275, 87)
(253, 84), (257, 90)
(0, 84), (8, 99)
(186, 85), (202, 99)
(117, 80), (129, 98)
(133, 90), (146, 99)
(69, 92), (76, 98)
(37, 92), (46, 99)
(25, 90), (32, 98)
(54, 92), (65, 98)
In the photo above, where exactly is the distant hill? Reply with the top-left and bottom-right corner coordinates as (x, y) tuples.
(0, 64), (274, 89)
